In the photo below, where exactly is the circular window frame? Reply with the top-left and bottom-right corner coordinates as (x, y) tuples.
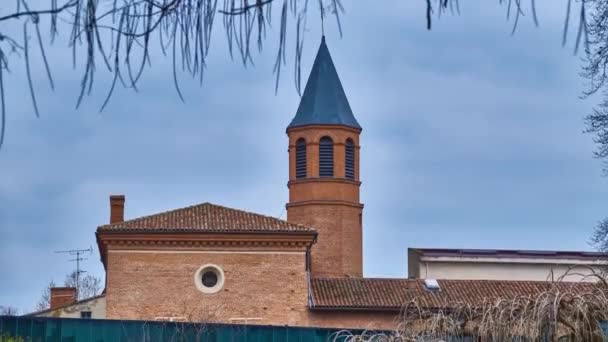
(194, 264), (225, 294)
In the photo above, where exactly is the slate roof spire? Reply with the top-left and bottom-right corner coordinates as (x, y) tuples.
(288, 36), (361, 130)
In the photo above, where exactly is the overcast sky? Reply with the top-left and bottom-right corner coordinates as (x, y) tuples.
(1, 1), (607, 312)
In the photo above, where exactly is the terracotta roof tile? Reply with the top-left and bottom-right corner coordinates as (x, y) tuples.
(97, 202), (314, 234)
(25, 294), (106, 317)
(310, 278), (596, 311)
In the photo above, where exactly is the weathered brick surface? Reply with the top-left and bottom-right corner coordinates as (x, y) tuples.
(96, 121), (409, 330)
(288, 179), (360, 203)
(287, 204), (362, 277)
(105, 245), (399, 329)
(287, 125), (363, 277)
(287, 125), (360, 181)
(50, 287), (77, 310)
(106, 246), (310, 326)
(109, 195), (125, 224)
(306, 311), (400, 330)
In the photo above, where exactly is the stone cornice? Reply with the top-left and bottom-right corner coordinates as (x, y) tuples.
(96, 232), (316, 269)
(286, 124), (362, 135)
(287, 178), (362, 187)
(285, 200), (364, 209)
(288, 141), (361, 148)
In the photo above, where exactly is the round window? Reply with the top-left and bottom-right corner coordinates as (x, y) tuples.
(202, 270), (218, 287)
(194, 264), (224, 294)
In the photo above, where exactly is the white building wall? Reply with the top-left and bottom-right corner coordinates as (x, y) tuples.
(418, 260), (603, 282)
(36, 296), (106, 319)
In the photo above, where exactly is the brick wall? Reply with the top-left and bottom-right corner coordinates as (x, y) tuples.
(104, 244), (399, 330)
(307, 310), (400, 330)
(105, 246), (310, 326)
(50, 287), (77, 310)
(287, 125), (363, 277)
(287, 203), (362, 277)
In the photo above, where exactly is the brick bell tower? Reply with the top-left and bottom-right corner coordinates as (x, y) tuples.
(286, 37), (363, 278)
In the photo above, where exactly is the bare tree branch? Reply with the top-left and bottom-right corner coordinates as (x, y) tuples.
(0, 0), (343, 148)
(0, 306), (19, 316)
(35, 272), (102, 311)
(0, 0), (597, 153)
(339, 269), (608, 341)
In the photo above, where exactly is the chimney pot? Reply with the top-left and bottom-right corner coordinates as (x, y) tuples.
(110, 194), (125, 224)
(50, 287), (77, 310)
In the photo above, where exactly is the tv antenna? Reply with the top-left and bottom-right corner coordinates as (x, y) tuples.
(54, 246), (93, 295)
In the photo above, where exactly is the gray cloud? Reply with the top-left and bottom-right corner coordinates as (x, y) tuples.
(1, 1), (607, 310)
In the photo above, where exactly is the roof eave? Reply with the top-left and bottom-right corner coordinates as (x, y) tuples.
(24, 294), (106, 317)
(96, 228), (317, 236)
(286, 123), (362, 134)
(308, 305), (402, 312)
(96, 230), (318, 252)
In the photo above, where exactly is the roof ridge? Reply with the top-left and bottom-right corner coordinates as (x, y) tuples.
(413, 247), (605, 255)
(99, 201), (309, 229)
(312, 277), (413, 282)
(97, 201), (213, 229)
(313, 277), (588, 285)
(24, 294), (106, 317)
(438, 279), (588, 285)
(205, 202), (309, 229)
(97, 201), (315, 233)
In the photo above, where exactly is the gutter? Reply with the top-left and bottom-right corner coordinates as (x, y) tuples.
(309, 306), (402, 312)
(23, 294), (106, 317)
(96, 229), (318, 236)
(306, 246), (314, 309)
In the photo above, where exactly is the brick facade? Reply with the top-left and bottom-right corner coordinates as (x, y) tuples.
(103, 242), (400, 329)
(307, 311), (400, 330)
(50, 287), (77, 310)
(94, 36), (408, 330)
(286, 125), (363, 278)
(84, 37), (588, 332)
(105, 243), (311, 325)
(95, 94), (402, 329)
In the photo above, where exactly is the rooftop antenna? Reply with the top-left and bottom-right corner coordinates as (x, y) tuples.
(54, 246), (93, 297)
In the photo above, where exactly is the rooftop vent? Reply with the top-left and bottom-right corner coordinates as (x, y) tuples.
(424, 279), (440, 291)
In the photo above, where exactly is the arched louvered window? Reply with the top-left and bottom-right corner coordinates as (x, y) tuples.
(345, 138), (355, 180)
(319, 136), (334, 177)
(295, 138), (307, 179)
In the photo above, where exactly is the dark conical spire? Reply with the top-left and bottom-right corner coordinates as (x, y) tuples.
(288, 37), (361, 130)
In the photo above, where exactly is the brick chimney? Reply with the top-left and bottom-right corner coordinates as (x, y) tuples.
(50, 287), (77, 310)
(110, 195), (125, 224)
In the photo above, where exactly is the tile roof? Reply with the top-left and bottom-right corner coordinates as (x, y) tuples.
(411, 248), (606, 261)
(97, 202), (314, 234)
(25, 294), (106, 317)
(310, 278), (597, 311)
(288, 36), (361, 130)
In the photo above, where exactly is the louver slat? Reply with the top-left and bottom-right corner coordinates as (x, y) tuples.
(295, 139), (307, 179)
(345, 139), (355, 179)
(319, 137), (334, 177)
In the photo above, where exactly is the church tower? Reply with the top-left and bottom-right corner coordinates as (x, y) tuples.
(286, 37), (363, 278)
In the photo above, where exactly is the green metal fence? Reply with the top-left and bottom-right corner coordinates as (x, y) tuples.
(0, 316), (358, 342)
